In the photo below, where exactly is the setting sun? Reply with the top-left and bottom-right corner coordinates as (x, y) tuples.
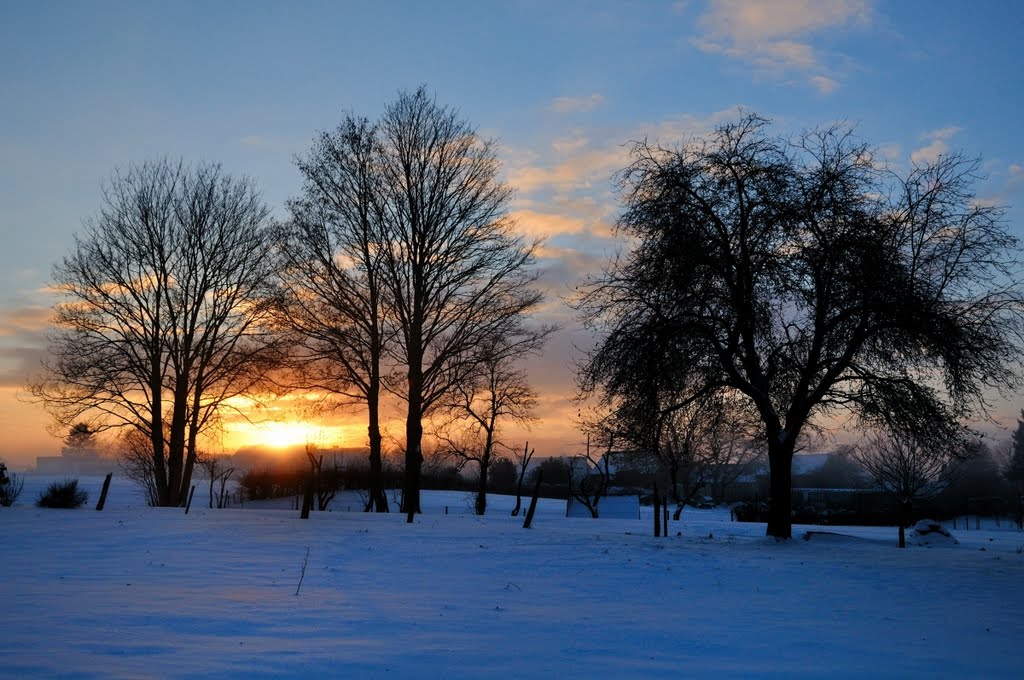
(222, 418), (364, 452)
(259, 421), (317, 449)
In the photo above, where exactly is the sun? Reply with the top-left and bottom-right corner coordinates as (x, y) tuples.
(249, 421), (319, 450)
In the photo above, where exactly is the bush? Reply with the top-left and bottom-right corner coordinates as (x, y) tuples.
(36, 478), (89, 509)
(0, 461), (25, 507)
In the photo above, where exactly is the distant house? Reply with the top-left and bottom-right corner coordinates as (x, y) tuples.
(35, 443), (112, 476)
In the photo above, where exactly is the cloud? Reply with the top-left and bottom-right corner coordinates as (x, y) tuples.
(910, 126), (962, 165)
(512, 210), (587, 239)
(505, 107), (744, 197)
(1009, 163), (1024, 187)
(692, 0), (872, 92)
(239, 135), (299, 152)
(809, 75), (839, 95)
(549, 94), (605, 114)
(0, 305), (51, 388)
(0, 305), (50, 337)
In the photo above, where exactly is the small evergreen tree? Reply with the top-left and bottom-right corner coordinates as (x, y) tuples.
(64, 422), (99, 455)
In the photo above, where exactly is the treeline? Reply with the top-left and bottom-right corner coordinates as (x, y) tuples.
(27, 98), (1024, 540)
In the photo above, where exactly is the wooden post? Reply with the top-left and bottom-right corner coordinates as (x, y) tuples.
(95, 472), (112, 511)
(184, 485), (196, 514)
(653, 482), (661, 538)
(523, 470), (543, 529)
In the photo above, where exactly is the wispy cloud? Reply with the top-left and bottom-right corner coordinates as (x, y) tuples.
(692, 0), (872, 93)
(0, 305), (50, 337)
(549, 94), (605, 114)
(910, 125), (962, 165)
(0, 305), (50, 388)
(238, 135), (298, 152)
(1008, 163), (1024, 187)
(809, 75), (839, 95)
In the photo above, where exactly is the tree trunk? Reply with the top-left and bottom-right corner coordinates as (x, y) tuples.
(403, 404), (423, 523)
(367, 402), (388, 512)
(403, 357), (424, 522)
(166, 380), (190, 507)
(366, 369), (388, 512)
(765, 438), (796, 539)
(150, 377), (169, 506)
(476, 459), (489, 516)
(670, 462), (681, 506)
(898, 497), (911, 549)
(181, 405), (201, 509)
(475, 428), (494, 516)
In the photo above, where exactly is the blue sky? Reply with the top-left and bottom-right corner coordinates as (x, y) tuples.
(2, 0), (1023, 465)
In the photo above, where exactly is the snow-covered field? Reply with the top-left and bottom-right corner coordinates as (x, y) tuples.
(2, 475), (1023, 678)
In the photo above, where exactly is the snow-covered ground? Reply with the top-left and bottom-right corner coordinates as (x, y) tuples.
(2, 475), (1023, 678)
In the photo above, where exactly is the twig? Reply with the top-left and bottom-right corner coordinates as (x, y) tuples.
(295, 547), (310, 596)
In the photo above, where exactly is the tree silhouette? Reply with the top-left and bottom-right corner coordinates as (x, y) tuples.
(375, 88), (544, 521)
(580, 114), (1024, 538)
(276, 115), (392, 512)
(31, 159), (283, 506)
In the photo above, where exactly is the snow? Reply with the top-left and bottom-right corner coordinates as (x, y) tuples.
(2, 475), (1023, 678)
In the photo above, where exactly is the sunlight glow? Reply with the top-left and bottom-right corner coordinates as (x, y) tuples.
(236, 421), (321, 450)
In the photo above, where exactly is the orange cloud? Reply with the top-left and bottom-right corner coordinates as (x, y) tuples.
(0, 305), (51, 337)
(692, 0), (872, 92)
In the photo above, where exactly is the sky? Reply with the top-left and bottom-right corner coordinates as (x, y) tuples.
(1, 0), (1023, 468)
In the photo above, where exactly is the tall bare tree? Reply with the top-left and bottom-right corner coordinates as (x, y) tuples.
(580, 114), (1024, 538)
(30, 159), (281, 506)
(376, 88), (544, 521)
(275, 115), (392, 512)
(436, 324), (550, 515)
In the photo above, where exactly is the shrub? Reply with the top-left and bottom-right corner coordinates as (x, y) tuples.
(36, 478), (89, 509)
(0, 461), (25, 507)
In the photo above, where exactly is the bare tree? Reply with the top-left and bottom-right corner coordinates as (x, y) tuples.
(376, 88), (544, 521)
(568, 434), (614, 519)
(198, 452), (234, 509)
(30, 159), (282, 506)
(275, 115), (391, 512)
(579, 114), (1024, 538)
(436, 324), (550, 515)
(510, 441), (534, 516)
(853, 433), (962, 547)
(305, 444), (343, 511)
(116, 429), (160, 506)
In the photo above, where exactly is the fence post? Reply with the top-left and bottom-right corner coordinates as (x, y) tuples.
(662, 496), (669, 537)
(184, 485), (196, 514)
(523, 471), (543, 529)
(95, 472), (112, 511)
(653, 482), (661, 538)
